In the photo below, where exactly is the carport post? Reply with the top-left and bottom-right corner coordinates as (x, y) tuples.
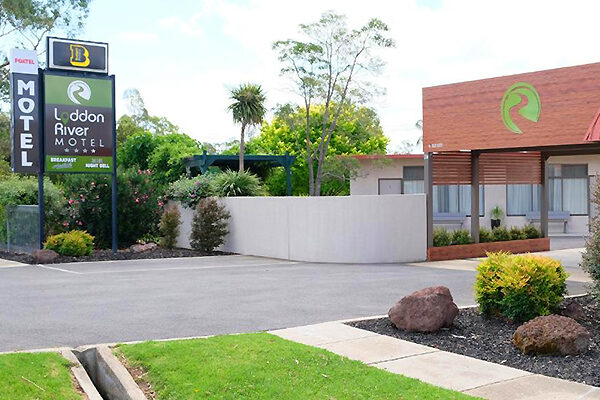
(540, 154), (549, 237)
(470, 152), (480, 243)
(424, 153), (434, 248)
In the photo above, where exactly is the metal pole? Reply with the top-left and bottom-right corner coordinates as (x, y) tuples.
(424, 152), (434, 248)
(470, 152), (480, 243)
(540, 154), (549, 238)
(285, 151), (292, 196)
(38, 68), (45, 249)
(111, 75), (118, 254)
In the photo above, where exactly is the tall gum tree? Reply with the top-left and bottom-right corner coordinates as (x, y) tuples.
(273, 11), (394, 196)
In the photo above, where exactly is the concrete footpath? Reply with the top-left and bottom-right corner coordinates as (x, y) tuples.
(270, 320), (600, 400)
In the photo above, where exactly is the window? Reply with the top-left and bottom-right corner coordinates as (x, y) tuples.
(506, 164), (588, 216)
(403, 166), (424, 194)
(506, 184), (540, 215)
(433, 185), (484, 216)
(549, 164), (588, 215)
(378, 178), (402, 195)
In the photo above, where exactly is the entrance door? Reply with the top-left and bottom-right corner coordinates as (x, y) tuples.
(378, 178), (402, 195)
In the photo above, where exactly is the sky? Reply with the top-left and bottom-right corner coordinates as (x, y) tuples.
(78, 0), (600, 153)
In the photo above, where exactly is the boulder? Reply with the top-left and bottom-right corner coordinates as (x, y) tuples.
(129, 242), (158, 253)
(560, 300), (586, 322)
(32, 249), (59, 264)
(513, 315), (590, 355)
(388, 286), (459, 332)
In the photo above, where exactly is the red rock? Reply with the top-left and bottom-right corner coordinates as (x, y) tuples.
(561, 300), (586, 321)
(129, 242), (158, 253)
(513, 314), (590, 355)
(32, 249), (59, 264)
(388, 286), (459, 332)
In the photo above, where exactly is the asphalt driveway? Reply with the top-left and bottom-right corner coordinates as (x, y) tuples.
(0, 254), (588, 352)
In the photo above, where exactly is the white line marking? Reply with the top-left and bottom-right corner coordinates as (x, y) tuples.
(36, 264), (83, 275)
(76, 261), (300, 275)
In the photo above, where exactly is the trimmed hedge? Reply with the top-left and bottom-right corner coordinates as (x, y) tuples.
(44, 230), (94, 256)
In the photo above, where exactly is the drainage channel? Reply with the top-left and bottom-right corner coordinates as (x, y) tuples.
(74, 346), (147, 400)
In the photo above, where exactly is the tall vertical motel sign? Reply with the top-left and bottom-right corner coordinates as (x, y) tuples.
(9, 38), (117, 253)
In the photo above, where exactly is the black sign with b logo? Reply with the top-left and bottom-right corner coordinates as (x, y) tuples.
(47, 37), (108, 74)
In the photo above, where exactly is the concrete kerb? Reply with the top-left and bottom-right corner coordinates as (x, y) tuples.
(60, 349), (103, 400)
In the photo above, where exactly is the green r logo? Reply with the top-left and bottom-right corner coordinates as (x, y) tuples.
(500, 82), (541, 134)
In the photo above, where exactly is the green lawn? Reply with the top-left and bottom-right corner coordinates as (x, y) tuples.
(0, 352), (82, 399)
(117, 333), (477, 400)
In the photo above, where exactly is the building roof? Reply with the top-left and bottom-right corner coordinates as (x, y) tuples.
(352, 154), (423, 160)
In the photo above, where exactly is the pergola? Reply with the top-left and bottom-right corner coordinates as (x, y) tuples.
(422, 61), (600, 248)
(184, 150), (297, 196)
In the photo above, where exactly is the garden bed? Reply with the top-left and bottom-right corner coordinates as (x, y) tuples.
(348, 295), (600, 387)
(427, 237), (550, 261)
(0, 247), (232, 264)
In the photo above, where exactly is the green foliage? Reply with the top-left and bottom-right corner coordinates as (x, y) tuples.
(479, 228), (494, 243)
(509, 226), (527, 241)
(522, 224), (541, 239)
(474, 252), (568, 322)
(433, 227), (452, 247)
(244, 103), (388, 196)
(44, 230), (94, 257)
(582, 176), (600, 298)
(61, 168), (162, 248)
(490, 206), (504, 220)
(211, 170), (265, 197)
(117, 131), (158, 170)
(116, 115), (142, 144)
(116, 333), (473, 400)
(159, 204), (181, 249)
(147, 134), (200, 185)
(167, 175), (214, 208)
(492, 226), (511, 242)
(0, 176), (66, 243)
(190, 197), (230, 253)
(451, 229), (473, 245)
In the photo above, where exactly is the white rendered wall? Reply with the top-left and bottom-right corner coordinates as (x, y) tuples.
(175, 195), (427, 263)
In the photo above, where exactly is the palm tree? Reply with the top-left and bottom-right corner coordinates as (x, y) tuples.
(228, 84), (266, 172)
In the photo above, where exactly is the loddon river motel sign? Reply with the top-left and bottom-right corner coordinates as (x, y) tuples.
(9, 37), (118, 251)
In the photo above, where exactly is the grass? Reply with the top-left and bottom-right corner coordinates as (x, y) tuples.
(0, 352), (82, 400)
(117, 332), (477, 400)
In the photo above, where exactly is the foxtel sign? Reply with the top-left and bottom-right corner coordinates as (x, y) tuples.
(44, 73), (114, 173)
(9, 48), (40, 173)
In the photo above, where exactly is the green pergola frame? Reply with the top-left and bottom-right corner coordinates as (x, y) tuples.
(184, 151), (297, 196)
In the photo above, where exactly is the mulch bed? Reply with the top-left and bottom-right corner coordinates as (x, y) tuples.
(0, 248), (232, 264)
(348, 295), (600, 387)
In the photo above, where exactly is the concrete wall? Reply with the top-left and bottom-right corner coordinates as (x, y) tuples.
(175, 195), (427, 263)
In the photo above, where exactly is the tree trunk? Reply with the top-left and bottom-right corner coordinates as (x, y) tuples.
(239, 124), (245, 172)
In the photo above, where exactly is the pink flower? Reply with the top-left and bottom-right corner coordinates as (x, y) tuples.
(68, 199), (75, 205)
(63, 222), (69, 227)
(135, 198), (140, 203)
(77, 221), (83, 226)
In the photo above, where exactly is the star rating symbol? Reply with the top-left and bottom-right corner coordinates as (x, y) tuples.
(91, 149), (96, 154)
(74, 148), (79, 153)
(83, 149), (88, 153)
(64, 148), (69, 153)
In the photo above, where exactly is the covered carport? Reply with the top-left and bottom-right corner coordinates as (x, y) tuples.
(422, 61), (600, 249)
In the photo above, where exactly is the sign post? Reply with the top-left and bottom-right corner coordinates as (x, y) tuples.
(9, 37), (117, 253)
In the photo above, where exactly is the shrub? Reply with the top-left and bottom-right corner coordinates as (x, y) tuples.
(522, 224), (541, 239)
(509, 226), (527, 241)
(167, 175), (214, 208)
(451, 229), (472, 245)
(582, 176), (600, 298)
(159, 204), (181, 249)
(433, 227), (452, 247)
(44, 230), (94, 256)
(211, 170), (265, 197)
(479, 228), (493, 243)
(190, 197), (230, 252)
(61, 167), (163, 248)
(474, 252), (568, 322)
(492, 226), (511, 242)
